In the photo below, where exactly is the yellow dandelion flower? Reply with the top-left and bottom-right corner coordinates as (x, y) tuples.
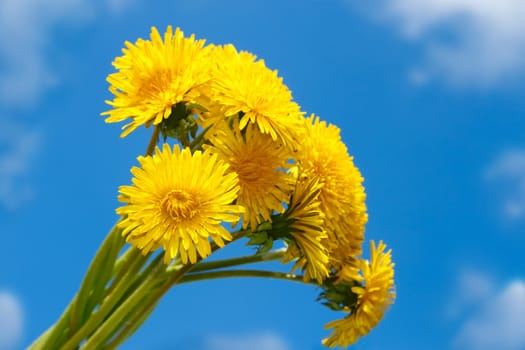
(116, 144), (244, 264)
(102, 26), (212, 137)
(323, 241), (396, 348)
(205, 122), (295, 230)
(335, 257), (361, 284)
(297, 114), (368, 259)
(207, 44), (304, 148)
(283, 176), (329, 283)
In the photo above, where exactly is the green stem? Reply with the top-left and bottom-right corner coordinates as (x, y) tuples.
(163, 229), (251, 275)
(99, 264), (193, 349)
(103, 299), (156, 350)
(111, 245), (137, 276)
(145, 125), (160, 156)
(106, 247), (141, 296)
(80, 262), (166, 349)
(189, 248), (286, 273)
(84, 226), (126, 322)
(82, 257), (186, 349)
(33, 225), (122, 349)
(93, 229), (252, 349)
(60, 252), (152, 350)
(26, 327), (53, 349)
(189, 126), (211, 152)
(179, 269), (308, 285)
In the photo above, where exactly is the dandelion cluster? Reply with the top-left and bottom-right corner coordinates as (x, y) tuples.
(105, 26), (396, 348)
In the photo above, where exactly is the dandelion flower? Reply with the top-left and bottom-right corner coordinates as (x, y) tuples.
(117, 144), (244, 264)
(283, 176), (329, 283)
(102, 26), (212, 137)
(205, 122), (295, 230)
(207, 44), (304, 148)
(323, 241), (396, 348)
(297, 115), (368, 259)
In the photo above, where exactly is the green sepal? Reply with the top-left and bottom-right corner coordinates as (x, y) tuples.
(246, 231), (269, 246)
(317, 279), (360, 312)
(186, 102), (208, 113)
(160, 102), (198, 144)
(257, 221), (273, 232)
(190, 118), (199, 139)
(257, 238), (274, 254)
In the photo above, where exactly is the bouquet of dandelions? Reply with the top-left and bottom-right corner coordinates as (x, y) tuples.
(29, 26), (395, 350)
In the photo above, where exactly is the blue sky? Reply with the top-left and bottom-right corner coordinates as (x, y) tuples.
(1, 0), (525, 349)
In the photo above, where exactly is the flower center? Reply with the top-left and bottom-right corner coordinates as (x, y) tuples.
(161, 189), (198, 221)
(233, 150), (276, 186)
(235, 159), (262, 183)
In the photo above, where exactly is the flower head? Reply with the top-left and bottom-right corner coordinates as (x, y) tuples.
(102, 26), (212, 137)
(297, 115), (368, 260)
(117, 144), (244, 264)
(323, 241), (396, 348)
(282, 175), (329, 283)
(205, 121), (295, 229)
(206, 44), (304, 148)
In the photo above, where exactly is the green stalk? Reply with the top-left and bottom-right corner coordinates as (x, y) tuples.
(145, 125), (160, 156)
(70, 225), (122, 326)
(188, 248), (286, 273)
(89, 230), (252, 349)
(80, 256), (180, 349)
(32, 224), (122, 349)
(106, 247), (141, 296)
(84, 226), (126, 322)
(103, 298), (158, 350)
(26, 327), (53, 349)
(95, 264), (193, 349)
(27, 306), (73, 350)
(179, 269), (308, 285)
(189, 126), (211, 152)
(111, 245), (138, 276)
(60, 251), (152, 350)
(80, 265), (164, 349)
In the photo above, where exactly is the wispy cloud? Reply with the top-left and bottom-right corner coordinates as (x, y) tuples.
(0, 290), (24, 350)
(0, 0), (95, 107)
(0, 120), (41, 210)
(106, 0), (138, 14)
(447, 269), (494, 319)
(204, 332), (291, 350)
(0, 0), (138, 109)
(454, 280), (525, 350)
(485, 149), (525, 220)
(364, 0), (525, 87)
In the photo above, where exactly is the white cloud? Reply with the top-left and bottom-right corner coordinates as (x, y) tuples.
(446, 269), (494, 319)
(0, 0), (138, 108)
(459, 269), (493, 305)
(0, 0), (94, 107)
(0, 291), (24, 350)
(485, 149), (525, 220)
(204, 332), (290, 350)
(106, 0), (138, 14)
(454, 280), (525, 350)
(408, 68), (429, 86)
(370, 0), (525, 87)
(0, 120), (41, 210)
